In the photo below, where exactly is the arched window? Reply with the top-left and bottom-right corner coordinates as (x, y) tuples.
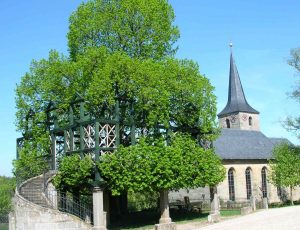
(261, 167), (268, 198)
(226, 118), (230, 128)
(248, 116), (253, 126)
(228, 168), (235, 201)
(245, 168), (252, 200)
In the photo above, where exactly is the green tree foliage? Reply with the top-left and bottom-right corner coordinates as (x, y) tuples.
(0, 176), (15, 216)
(68, 0), (179, 60)
(13, 148), (49, 183)
(13, 110), (50, 182)
(127, 190), (159, 212)
(16, 47), (217, 139)
(15, 1), (220, 216)
(53, 154), (94, 194)
(269, 142), (300, 205)
(86, 51), (217, 138)
(99, 134), (225, 196)
(284, 48), (300, 137)
(15, 51), (75, 132)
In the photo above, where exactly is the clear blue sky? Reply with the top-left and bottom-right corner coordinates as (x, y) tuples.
(1, 0), (300, 177)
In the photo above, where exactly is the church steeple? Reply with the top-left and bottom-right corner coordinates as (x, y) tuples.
(218, 45), (260, 131)
(218, 47), (259, 118)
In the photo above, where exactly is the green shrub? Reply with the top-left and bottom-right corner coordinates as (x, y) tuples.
(127, 191), (159, 212)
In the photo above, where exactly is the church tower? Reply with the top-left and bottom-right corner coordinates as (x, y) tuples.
(218, 46), (260, 131)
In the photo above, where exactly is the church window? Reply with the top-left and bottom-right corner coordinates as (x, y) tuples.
(249, 116), (253, 126)
(245, 168), (252, 200)
(228, 168), (235, 201)
(226, 118), (230, 128)
(261, 167), (268, 198)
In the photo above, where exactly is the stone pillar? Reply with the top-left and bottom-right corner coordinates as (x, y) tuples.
(210, 195), (220, 215)
(92, 187), (107, 230)
(250, 196), (256, 211)
(208, 187), (220, 223)
(262, 197), (268, 209)
(9, 212), (16, 230)
(155, 190), (176, 230)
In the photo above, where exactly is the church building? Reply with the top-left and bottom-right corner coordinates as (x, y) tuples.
(170, 48), (300, 205)
(214, 49), (300, 203)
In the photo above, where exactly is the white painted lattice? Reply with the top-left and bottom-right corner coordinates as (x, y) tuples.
(65, 131), (71, 151)
(83, 124), (95, 148)
(99, 124), (116, 148)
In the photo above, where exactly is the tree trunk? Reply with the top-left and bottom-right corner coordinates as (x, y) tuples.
(290, 186), (294, 205)
(159, 190), (172, 224)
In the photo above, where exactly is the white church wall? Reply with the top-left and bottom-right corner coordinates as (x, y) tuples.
(219, 113), (260, 131)
(217, 161), (300, 204)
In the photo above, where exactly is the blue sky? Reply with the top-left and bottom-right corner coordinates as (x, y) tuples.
(1, 1), (300, 176)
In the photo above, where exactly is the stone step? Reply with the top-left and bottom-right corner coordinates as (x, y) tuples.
(19, 176), (50, 208)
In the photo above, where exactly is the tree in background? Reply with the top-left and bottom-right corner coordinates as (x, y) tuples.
(0, 176), (15, 217)
(68, 0), (179, 60)
(99, 134), (225, 223)
(15, 0), (216, 152)
(53, 154), (94, 195)
(269, 142), (300, 205)
(284, 48), (300, 137)
(15, 0), (222, 225)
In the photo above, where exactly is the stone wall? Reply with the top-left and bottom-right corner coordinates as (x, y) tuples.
(169, 187), (210, 203)
(169, 161), (300, 206)
(217, 161), (300, 203)
(10, 193), (92, 230)
(219, 112), (260, 131)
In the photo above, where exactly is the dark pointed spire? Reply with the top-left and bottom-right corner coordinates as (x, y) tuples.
(218, 47), (259, 118)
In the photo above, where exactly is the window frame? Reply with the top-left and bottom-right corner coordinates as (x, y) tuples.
(245, 167), (252, 200)
(249, 116), (253, 126)
(228, 168), (235, 201)
(226, 118), (230, 128)
(261, 167), (268, 198)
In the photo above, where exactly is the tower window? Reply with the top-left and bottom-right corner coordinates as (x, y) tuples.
(249, 116), (253, 126)
(228, 168), (235, 201)
(261, 167), (268, 198)
(226, 118), (230, 128)
(245, 168), (252, 200)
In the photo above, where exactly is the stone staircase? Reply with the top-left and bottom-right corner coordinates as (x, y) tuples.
(19, 176), (48, 207)
(11, 172), (93, 230)
(19, 172), (55, 208)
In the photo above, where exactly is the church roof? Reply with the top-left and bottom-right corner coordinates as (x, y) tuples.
(269, 137), (291, 146)
(213, 129), (276, 160)
(218, 53), (259, 117)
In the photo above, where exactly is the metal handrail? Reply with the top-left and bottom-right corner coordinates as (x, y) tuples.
(44, 189), (93, 224)
(17, 172), (93, 224)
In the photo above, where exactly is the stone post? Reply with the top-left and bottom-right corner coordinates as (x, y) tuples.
(155, 190), (175, 230)
(250, 196), (256, 211)
(9, 212), (16, 230)
(210, 194), (220, 214)
(262, 197), (268, 209)
(92, 187), (107, 230)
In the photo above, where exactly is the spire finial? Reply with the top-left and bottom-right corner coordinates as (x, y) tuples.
(229, 41), (233, 52)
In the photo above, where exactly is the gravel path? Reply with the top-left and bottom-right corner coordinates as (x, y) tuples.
(197, 205), (300, 230)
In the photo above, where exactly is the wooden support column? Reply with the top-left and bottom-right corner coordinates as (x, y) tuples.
(50, 133), (56, 170)
(115, 99), (120, 147)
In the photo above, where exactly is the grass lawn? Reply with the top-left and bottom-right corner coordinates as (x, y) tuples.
(108, 209), (241, 230)
(220, 209), (241, 216)
(0, 224), (8, 230)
